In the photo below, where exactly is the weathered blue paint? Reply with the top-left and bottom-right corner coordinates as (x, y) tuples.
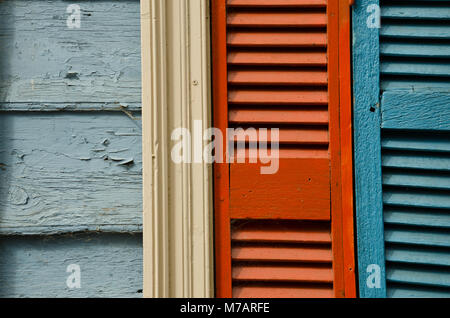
(352, 0), (387, 298)
(0, 0), (143, 297)
(0, 0), (141, 111)
(0, 112), (142, 235)
(381, 92), (450, 131)
(0, 233), (143, 298)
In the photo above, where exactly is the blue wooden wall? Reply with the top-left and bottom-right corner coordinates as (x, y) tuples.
(0, 0), (142, 297)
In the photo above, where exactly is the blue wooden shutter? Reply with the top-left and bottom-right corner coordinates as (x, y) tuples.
(354, 0), (450, 298)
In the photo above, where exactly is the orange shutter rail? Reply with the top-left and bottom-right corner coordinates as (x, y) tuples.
(212, 0), (355, 298)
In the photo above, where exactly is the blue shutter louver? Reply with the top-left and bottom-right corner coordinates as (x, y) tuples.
(380, 0), (450, 91)
(380, 0), (450, 298)
(381, 130), (450, 297)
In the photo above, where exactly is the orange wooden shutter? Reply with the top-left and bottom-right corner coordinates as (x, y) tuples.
(212, 0), (355, 298)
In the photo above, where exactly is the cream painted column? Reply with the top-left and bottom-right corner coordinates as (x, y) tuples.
(141, 0), (213, 298)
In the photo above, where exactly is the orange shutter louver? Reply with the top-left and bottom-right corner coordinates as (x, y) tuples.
(212, 0), (355, 298)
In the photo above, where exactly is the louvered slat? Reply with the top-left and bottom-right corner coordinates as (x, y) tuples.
(227, 12), (327, 27)
(381, 129), (450, 296)
(380, 0), (450, 90)
(228, 51), (327, 66)
(229, 107), (328, 125)
(233, 284), (333, 298)
(231, 220), (332, 243)
(222, 0), (344, 298)
(227, 0), (327, 7)
(232, 245), (333, 263)
(232, 221), (333, 296)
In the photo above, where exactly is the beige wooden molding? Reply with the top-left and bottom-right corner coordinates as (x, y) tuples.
(141, 0), (213, 298)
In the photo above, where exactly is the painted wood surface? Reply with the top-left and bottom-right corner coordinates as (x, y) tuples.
(212, 0), (233, 298)
(213, 0), (355, 298)
(230, 159), (331, 220)
(380, 1), (450, 91)
(0, 0), (141, 111)
(382, 130), (450, 296)
(141, 0), (214, 297)
(354, 0), (450, 299)
(0, 112), (142, 235)
(0, 233), (142, 298)
(0, 0), (143, 298)
(231, 220), (334, 298)
(381, 92), (450, 131)
(352, 0), (387, 298)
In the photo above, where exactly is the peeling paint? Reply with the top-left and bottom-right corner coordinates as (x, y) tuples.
(7, 186), (29, 206)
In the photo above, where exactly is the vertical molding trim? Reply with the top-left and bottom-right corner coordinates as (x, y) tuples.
(352, 0), (387, 298)
(141, 0), (213, 298)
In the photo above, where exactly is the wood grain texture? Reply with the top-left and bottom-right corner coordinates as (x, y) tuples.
(338, 0), (356, 297)
(0, 113), (142, 235)
(352, 0), (387, 298)
(0, 233), (142, 298)
(381, 92), (450, 131)
(0, 0), (141, 111)
(230, 159), (330, 220)
(212, 0), (233, 298)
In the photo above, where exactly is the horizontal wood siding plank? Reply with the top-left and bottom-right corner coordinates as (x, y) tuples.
(0, 233), (142, 297)
(0, 113), (142, 235)
(0, 0), (141, 111)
